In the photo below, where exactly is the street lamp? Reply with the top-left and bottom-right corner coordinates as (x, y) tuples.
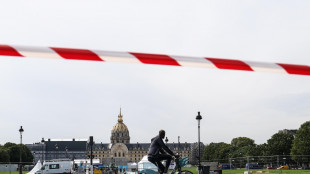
(178, 136), (180, 155)
(55, 144), (59, 159)
(19, 126), (24, 174)
(88, 136), (94, 165)
(41, 138), (45, 163)
(165, 137), (169, 145)
(33, 152), (36, 163)
(65, 146), (68, 159)
(196, 112), (202, 174)
(239, 153), (242, 169)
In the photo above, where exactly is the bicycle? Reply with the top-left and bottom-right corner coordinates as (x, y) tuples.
(170, 155), (193, 174)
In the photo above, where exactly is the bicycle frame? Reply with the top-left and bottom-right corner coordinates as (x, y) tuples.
(171, 156), (182, 174)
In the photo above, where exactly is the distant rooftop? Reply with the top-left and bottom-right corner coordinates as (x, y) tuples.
(45, 138), (88, 141)
(278, 129), (297, 135)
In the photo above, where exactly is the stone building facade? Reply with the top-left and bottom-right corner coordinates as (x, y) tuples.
(27, 110), (194, 165)
(27, 139), (87, 163)
(87, 110), (192, 165)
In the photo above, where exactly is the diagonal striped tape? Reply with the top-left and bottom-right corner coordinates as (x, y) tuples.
(0, 44), (309, 76)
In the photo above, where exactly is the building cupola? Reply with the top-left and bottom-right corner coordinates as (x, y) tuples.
(110, 108), (130, 144)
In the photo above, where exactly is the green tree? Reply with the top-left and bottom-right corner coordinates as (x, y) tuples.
(203, 142), (231, 161)
(255, 143), (268, 156)
(4, 142), (33, 163)
(234, 146), (257, 157)
(267, 132), (294, 155)
(231, 137), (255, 148)
(229, 137), (257, 158)
(5, 143), (20, 162)
(291, 121), (310, 156)
(0, 146), (10, 162)
(3, 142), (16, 149)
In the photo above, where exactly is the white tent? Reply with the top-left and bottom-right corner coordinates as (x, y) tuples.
(27, 160), (42, 174)
(138, 156), (157, 172)
(128, 162), (137, 168)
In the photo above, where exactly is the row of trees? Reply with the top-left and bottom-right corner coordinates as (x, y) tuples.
(202, 121), (310, 161)
(0, 142), (33, 163)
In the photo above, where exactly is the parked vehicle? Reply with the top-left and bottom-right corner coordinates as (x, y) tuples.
(245, 163), (263, 169)
(219, 163), (235, 170)
(35, 159), (75, 174)
(277, 165), (289, 170)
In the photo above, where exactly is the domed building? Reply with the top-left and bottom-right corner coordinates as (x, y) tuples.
(111, 110), (130, 144)
(87, 109), (192, 166)
(27, 109), (194, 165)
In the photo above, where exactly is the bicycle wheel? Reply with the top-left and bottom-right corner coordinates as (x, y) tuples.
(179, 170), (193, 174)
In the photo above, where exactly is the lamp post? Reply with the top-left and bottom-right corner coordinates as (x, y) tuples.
(19, 126), (24, 174)
(165, 137), (168, 145)
(41, 138), (45, 163)
(65, 146), (68, 159)
(239, 153), (242, 169)
(55, 143), (59, 159)
(229, 157), (232, 174)
(196, 112), (202, 174)
(33, 152), (36, 163)
(178, 136), (180, 155)
(89, 136), (94, 165)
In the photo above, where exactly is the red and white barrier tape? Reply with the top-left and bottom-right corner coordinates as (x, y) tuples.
(0, 44), (309, 76)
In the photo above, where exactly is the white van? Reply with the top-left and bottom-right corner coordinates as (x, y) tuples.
(35, 159), (74, 174)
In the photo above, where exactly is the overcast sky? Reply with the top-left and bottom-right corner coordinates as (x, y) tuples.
(0, 0), (309, 146)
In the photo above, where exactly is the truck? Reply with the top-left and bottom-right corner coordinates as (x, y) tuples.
(35, 159), (75, 174)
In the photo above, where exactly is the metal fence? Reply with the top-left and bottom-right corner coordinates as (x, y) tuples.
(0, 162), (34, 172)
(202, 155), (310, 169)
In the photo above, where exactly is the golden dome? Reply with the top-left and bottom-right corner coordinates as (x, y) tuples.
(112, 109), (129, 133)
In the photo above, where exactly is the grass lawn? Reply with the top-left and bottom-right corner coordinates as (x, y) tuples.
(182, 167), (310, 174)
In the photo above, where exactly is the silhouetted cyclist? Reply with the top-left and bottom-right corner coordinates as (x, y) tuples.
(148, 130), (177, 174)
